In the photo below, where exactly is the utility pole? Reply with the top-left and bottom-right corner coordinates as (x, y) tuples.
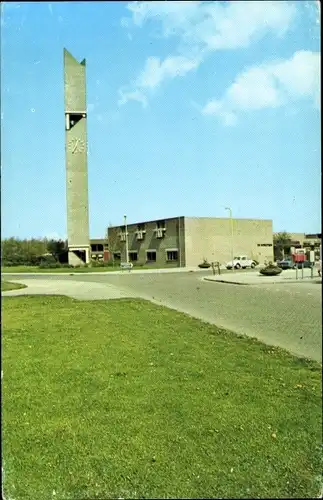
(124, 215), (129, 264)
(225, 207), (234, 271)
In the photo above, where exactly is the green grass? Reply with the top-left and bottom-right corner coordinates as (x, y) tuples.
(1, 280), (27, 291)
(2, 265), (256, 274)
(1, 264), (176, 273)
(2, 296), (322, 500)
(1, 265), (120, 273)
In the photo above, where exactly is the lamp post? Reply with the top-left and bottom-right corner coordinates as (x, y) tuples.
(225, 207), (234, 271)
(124, 214), (129, 264)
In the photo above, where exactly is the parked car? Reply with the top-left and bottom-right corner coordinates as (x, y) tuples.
(277, 258), (295, 270)
(226, 255), (257, 269)
(277, 258), (315, 270)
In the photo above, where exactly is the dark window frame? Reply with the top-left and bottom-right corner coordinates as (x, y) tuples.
(146, 251), (157, 262)
(166, 250), (178, 261)
(128, 251), (138, 262)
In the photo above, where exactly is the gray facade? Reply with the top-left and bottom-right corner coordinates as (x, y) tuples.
(108, 217), (185, 268)
(108, 216), (274, 268)
(64, 49), (90, 266)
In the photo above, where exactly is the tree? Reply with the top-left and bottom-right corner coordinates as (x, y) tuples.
(1, 237), (47, 266)
(46, 239), (67, 262)
(273, 231), (292, 260)
(106, 223), (119, 267)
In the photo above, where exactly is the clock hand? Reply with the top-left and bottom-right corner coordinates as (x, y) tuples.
(72, 139), (79, 153)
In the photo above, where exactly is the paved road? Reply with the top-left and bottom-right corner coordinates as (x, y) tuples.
(4, 271), (322, 362)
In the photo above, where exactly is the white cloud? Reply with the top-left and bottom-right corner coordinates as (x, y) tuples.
(118, 88), (148, 108)
(118, 55), (200, 106)
(269, 51), (320, 101)
(201, 50), (320, 125)
(124, 1), (296, 48)
(137, 55), (200, 89)
(202, 101), (238, 126)
(119, 1), (297, 106)
(198, 1), (296, 50)
(226, 67), (282, 111)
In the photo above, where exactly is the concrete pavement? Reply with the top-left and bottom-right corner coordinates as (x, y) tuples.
(204, 268), (322, 285)
(2, 278), (137, 300)
(2, 271), (322, 362)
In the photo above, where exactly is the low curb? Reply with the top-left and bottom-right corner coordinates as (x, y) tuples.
(204, 278), (249, 285)
(204, 277), (322, 286)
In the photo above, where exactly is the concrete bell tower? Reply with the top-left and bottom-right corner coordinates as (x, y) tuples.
(64, 48), (90, 266)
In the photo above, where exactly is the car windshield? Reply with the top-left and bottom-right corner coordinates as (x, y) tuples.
(234, 256), (240, 260)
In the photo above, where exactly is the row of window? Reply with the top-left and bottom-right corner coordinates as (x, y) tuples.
(120, 220), (166, 232)
(257, 243), (273, 247)
(113, 250), (179, 262)
(91, 244), (105, 252)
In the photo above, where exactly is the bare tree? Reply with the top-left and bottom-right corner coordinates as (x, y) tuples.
(106, 223), (120, 267)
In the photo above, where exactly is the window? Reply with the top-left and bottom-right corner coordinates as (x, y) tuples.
(137, 223), (145, 231)
(257, 243), (273, 247)
(166, 250), (178, 261)
(91, 243), (104, 252)
(128, 251), (138, 262)
(146, 251), (157, 262)
(113, 252), (121, 260)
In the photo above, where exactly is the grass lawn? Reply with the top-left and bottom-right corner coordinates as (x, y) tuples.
(1, 265), (123, 273)
(1, 280), (27, 291)
(1, 265), (175, 274)
(2, 296), (322, 500)
(2, 265), (256, 274)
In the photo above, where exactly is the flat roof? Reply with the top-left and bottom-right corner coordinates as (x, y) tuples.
(305, 233), (322, 239)
(109, 215), (272, 227)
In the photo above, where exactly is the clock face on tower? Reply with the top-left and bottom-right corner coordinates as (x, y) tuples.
(67, 138), (86, 154)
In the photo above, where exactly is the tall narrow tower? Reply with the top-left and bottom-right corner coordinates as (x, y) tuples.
(64, 48), (90, 266)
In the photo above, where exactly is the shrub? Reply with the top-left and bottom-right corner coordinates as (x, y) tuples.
(198, 258), (211, 269)
(39, 255), (57, 266)
(90, 260), (103, 267)
(39, 263), (62, 269)
(90, 260), (112, 268)
(1, 237), (48, 266)
(259, 265), (282, 276)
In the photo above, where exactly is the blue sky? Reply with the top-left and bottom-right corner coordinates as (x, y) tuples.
(1, 1), (321, 239)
